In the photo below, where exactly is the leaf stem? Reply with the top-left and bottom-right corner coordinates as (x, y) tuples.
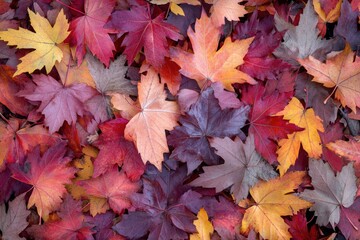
(323, 86), (337, 104)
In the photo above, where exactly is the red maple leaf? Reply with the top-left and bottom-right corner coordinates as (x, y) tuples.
(11, 142), (76, 219)
(0, 118), (61, 170)
(241, 84), (301, 164)
(27, 195), (95, 240)
(78, 167), (140, 214)
(69, 0), (116, 66)
(93, 118), (145, 181)
(108, 3), (182, 68)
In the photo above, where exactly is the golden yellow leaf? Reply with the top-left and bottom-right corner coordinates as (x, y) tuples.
(276, 97), (324, 175)
(111, 68), (180, 170)
(150, 0), (201, 16)
(0, 9), (70, 76)
(190, 208), (214, 240)
(241, 171), (312, 240)
(298, 44), (360, 113)
(170, 10), (255, 91)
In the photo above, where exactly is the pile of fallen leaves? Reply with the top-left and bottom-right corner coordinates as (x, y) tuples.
(0, 0), (359, 239)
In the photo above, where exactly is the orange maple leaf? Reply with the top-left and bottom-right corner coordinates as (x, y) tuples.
(170, 10), (255, 91)
(298, 44), (360, 113)
(111, 68), (179, 170)
(205, 0), (247, 27)
(241, 171), (312, 240)
(276, 97), (324, 175)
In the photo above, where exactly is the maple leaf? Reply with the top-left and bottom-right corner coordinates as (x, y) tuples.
(233, 10), (290, 81)
(170, 10), (256, 91)
(150, 0), (200, 16)
(298, 44), (360, 113)
(274, 1), (332, 64)
(190, 208), (213, 240)
(327, 138), (360, 162)
(111, 68), (179, 170)
(338, 198), (360, 240)
(69, 0), (116, 67)
(241, 84), (300, 164)
(78, 167), (139, 215)
(0, 9), (69, 76)
(276, 97), (324, 175)
(19, 74), (97, 133)
(300, 159), (357, 227)
(191, 135), (277, 202)
(168, 86), (250, 173)
(27, 195), (95, 240)
(87, 54), (137, 96)
(11, 142), (76, 219)
(241, 171), (312, 240)
(113, 166), (201, 240)
(285, 211), (319, 240)
(109, 4), (182, 68)
(92, 118), (144, 180)
(0, 65), (32, 116)
(0, 193), (30, 240)
(204, 0), (247, 27)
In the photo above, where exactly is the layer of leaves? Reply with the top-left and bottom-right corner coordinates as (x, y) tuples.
(0, 0), (359, 239)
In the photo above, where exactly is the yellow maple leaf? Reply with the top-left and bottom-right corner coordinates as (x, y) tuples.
(111, 67), (180, 170)
(276, 97), (324, 175)
(241, 171), (312, 240)
(298, 44), (360, 113)
(205, 0), (247, 27)
(170, 10), (255, 91)
(150, 0), (200, 16)
(0, 9), (70, 76)
(190, 208), (214, 240)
